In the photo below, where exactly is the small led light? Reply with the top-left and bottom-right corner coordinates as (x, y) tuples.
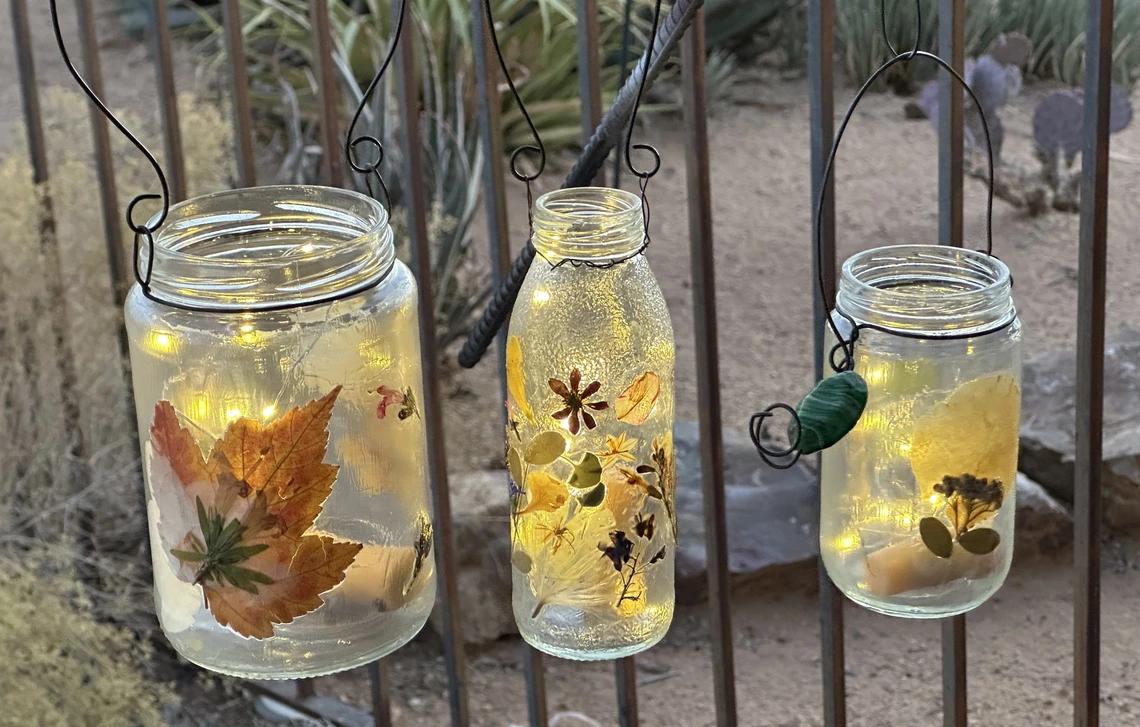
(155, 333), (172, 350)
(240, 324), (255, 334)
(262, 405), (276, 419)
(533, 290), (551, 304)
(226, 408), (243, 421)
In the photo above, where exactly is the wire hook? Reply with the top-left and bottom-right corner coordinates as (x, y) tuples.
(49, 0), (170, 289)
(344, 0), (408, 212)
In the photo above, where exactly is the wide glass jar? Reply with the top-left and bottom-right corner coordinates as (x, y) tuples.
(819, 245), (1021, 618)
(125, 186), (436, 678)
(506, 188), (676, 660)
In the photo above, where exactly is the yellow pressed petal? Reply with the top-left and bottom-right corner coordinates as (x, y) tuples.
(909, 374), (1021, 498)
(615, 371), (661, 425)
(506, 336), (534, 424)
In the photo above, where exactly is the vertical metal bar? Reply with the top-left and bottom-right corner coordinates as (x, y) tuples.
(74, 0), (127, 303)
(942, 618), (967, 727)
(937, 2), (968, 725)
(809, 1), (845, 725)
(221, 0), (257, 187)
(471, 3), (549, 724)
(937, 0), (964, 250)
(13, 0), (47, 185)
(393, 11), (469, 726)
(616, 657), (640, 727)
(310, 0), (345, 187)
(577, 0), (604, 186)
(682, 11), (737, 727)
(296, 680), (316, 699)
(368, 661), (393, 727)
(150, 0), (187, 201)
(1074, 1), (1113, 725)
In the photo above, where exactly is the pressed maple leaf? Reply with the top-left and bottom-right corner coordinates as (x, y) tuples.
(148, 386), (362, 639)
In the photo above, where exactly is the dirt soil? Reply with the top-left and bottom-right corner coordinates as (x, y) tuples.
(315, 542), (1140, 727)
(7, 2), (1140, 725)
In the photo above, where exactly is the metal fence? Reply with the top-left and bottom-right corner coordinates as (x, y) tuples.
(8, 0), (1115, 725)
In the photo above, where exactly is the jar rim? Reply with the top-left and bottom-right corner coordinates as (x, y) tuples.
(532, 187), (645, 263)
(837, 244), (1015, 335)
(142, 185), (394, 311)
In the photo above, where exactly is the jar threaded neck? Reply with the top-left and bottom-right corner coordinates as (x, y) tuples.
(532, 187), (645, 263)
(143, 185), (393, 311)
(836, 245), (1015, 336)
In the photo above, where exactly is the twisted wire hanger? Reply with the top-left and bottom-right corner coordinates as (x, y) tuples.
(751, 0), (1006, 469)
(49, 0), (169, 293)
(344, 0), (409, 211)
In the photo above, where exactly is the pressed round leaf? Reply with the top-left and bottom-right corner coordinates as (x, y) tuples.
(508, 448), (523, 486)
(919, 517), (954, 559)
(790, 371), (869, 455)
(524, 431), (567, 465)
(958, 528), (1001, 555)
(511, 549), (533, 574)
(569, 452), (603, 489)
(578, 482), (606, 508)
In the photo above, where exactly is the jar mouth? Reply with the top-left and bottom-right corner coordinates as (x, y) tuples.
(532, 187), (645, 263)
(142, 185), (394, 311)
(837, 245), (1015, 335)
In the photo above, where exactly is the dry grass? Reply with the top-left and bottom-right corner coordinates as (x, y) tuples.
(0, 89), (233, 627)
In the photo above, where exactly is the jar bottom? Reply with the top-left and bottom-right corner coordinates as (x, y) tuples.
(164, 597), (434, 679)
(515, 601), (674, 662)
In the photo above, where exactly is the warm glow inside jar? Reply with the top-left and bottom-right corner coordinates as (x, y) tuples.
(125, 186), (436, 678)
(506, 187), (676, 660)
(820, 245), (1022, 618)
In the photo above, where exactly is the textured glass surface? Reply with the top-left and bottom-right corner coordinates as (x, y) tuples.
(125, 187), (435, 678)
(506, 188), (676, 660)
(820, 245), (1021, 618)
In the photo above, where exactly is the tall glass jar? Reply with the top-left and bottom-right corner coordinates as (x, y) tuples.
(506, 188), (676, 660)
(819, 245), (1021, 618)
(125, 186), (436, 678)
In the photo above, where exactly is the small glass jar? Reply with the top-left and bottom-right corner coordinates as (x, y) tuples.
(820, 245), (1022, 618)
(506, 187), (676, 660)
(125, 186), (436, 678)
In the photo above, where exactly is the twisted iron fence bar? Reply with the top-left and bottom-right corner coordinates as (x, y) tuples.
(458, 0), (705, 369)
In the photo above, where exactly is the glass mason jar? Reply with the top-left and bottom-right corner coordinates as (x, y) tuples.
(819, 245), (1022, 618)
(125, 186), (436, 678)
(505, 187), (676, 660)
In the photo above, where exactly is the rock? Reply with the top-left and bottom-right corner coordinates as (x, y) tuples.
(1015, 473), (1072, 559)
(429, 470), (517, 645)
(673, 422), (819, 604)
(1019, 328), (1140, 529)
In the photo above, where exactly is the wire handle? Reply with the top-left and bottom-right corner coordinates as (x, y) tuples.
(49, 0), (170, 292)
(345, 0), (410, 210)
(749, 0), (1001, 467)
(483, 0), (547, 230)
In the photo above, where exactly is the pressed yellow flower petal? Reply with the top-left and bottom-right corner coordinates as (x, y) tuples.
(518, 471), (568, 516)
(506, 336), (534, 424)
(909, 374), (1021, 498)
(616, 371), (661, 425)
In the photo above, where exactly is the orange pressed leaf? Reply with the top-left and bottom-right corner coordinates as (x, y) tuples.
(251, 386), (342, 495)
(151, 401), (212, 488)
(615, 372), (661, 425)
(147, 386), (361, 639)
(204, 534), (362, 639)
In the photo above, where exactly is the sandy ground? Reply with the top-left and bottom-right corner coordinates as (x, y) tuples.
(314, 543), (1140, 727)
(7, 3), (1140, 726)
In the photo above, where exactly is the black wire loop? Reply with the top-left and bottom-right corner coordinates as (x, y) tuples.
(750, 0), (1007, 464)
(345, 0), (407, 211)
(50, 0), (169, 291)
(749, 404), (802, 470)
(484, 0), (546, 188)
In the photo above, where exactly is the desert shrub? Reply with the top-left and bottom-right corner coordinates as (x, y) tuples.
(834, 0), (1140, 90)
(0, 89), (232, 625)
(0, 554), (173, 726)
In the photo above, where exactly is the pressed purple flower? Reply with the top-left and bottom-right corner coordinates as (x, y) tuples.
(599, 530), (634, 572)
(549, 368), (608, 435)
